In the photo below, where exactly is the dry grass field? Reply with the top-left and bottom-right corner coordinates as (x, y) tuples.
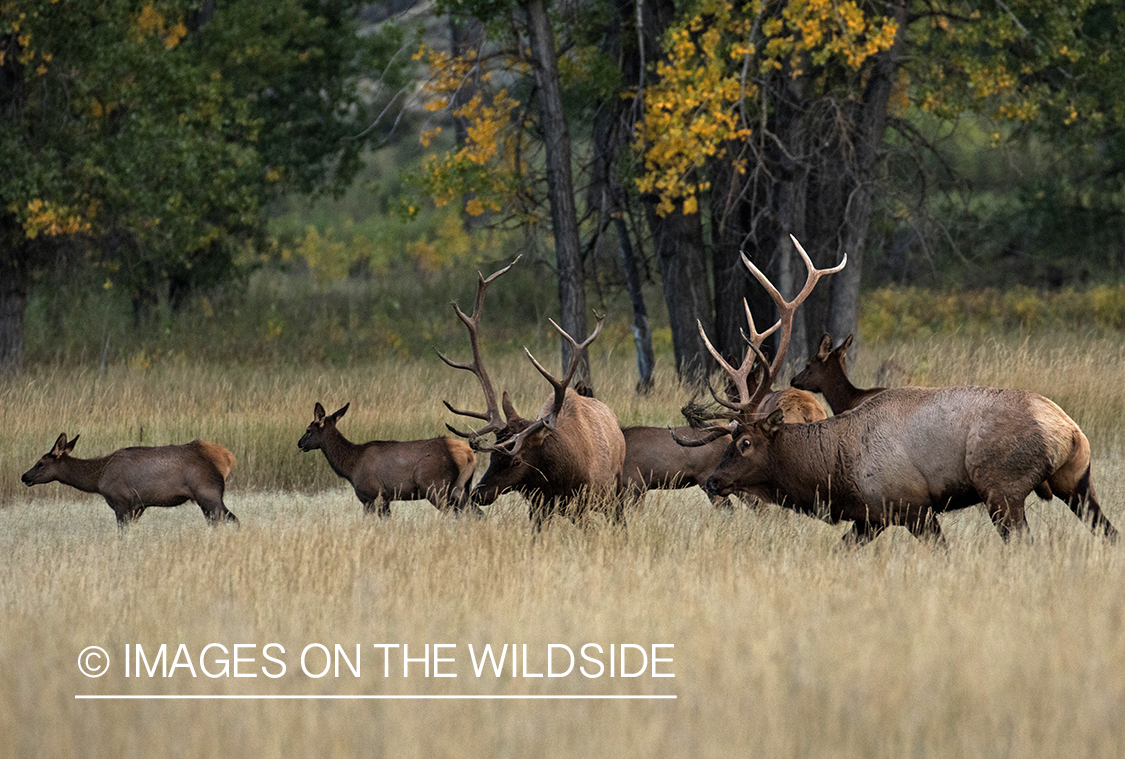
(2, 332), (1124, 758)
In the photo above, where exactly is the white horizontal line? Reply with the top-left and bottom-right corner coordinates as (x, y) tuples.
(76, 694), (677, 700)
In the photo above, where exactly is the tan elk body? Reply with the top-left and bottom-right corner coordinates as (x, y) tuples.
(706, 385), (1117, 543)
(21, 434), (238, 527)
(439, 258), (626, 527)
(298, 402), (477, 516)
(471, 389), (625, 520)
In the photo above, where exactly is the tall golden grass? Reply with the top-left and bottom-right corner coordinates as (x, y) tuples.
(2, 331), (1124, 757)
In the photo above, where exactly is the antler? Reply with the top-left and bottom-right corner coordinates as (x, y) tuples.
(524, 314), (604, 422)
(741, 235), (846, 408)
(436, 256), (520, 444)
(693, 235), (846, 421)
(477, 314), (605, 458)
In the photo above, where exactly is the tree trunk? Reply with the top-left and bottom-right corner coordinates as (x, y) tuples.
(521, 0), (590, 388)
(0, 251), (27, 372)
(450, 13), (484, 236)
(827, 0), (906, 348)
(647, 204), (713, 383)
(616, 213), (655, 392)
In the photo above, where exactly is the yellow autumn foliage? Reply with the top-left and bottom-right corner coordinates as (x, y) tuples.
(636, 0), (898, 216)
(19, 198), (92, 238)
(413, 43), (525, 220)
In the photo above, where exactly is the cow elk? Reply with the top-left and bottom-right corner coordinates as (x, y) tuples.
(621, 425), (733, 509)
(21, 434), (238, 528)
(684, 239), (1117, 544)
(437, 258), (626, 528)
(297, 402), (478, 516)
(790, 333), (887, 414)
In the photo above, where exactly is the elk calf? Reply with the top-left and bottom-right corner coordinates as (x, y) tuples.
(790, 334), (886, 414)
(21, 434), (238, 528)
(298, 402), (478, 516)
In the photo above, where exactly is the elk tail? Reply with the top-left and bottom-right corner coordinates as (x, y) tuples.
(198, 441), (237, 481)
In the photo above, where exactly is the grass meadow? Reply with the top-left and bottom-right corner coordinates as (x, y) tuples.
(2, 331), (1125, 757)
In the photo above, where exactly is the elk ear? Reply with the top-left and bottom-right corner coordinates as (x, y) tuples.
(838, 334), (854, 354)
(313, 402), (326, 422)
(502, 391), (519, 421)
(761, 409), (786, 436)
(50, 433), (69, 456)
(65, 434), (79, 453)
(329, 403), (350, 423)
(817, 333), (833, 358)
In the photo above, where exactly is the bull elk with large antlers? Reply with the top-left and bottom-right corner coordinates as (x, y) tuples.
(298, 402), (478, 516)
(437, 258), (626, 528)
(21, 434), (238, 528)
(691, 239), (1117, 544)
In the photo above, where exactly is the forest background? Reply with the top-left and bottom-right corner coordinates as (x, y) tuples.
(2, 0), (1124, 387)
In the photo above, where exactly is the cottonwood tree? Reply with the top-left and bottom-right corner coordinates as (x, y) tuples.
(0, 0), (401, 370)
(636, 0), (1121, 367)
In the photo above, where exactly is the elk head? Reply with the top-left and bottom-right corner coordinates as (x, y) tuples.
(437, 257), (606, 505)
(676, 235), (845, 447)
(21, 433), (79, 486)
(704, 409), (785, 498)
(298, 402), (349, 452)
(790, 333), (852, 393)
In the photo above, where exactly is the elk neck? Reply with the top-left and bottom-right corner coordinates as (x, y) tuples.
(54, 455), (113, 494)
(817, 362), (869, 415)
(316, 426), (366, 481)
(765, 422), (847, 511)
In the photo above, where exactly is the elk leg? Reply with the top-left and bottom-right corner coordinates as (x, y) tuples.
(362, 495), (389, 517)
(449, 484), (484, 518)
(197, 497), (239, 526)
(1049, 466), (1118, 541)
(111, 502), (145, 530)
(984, 495), (1029, 542)
(528, 500), (548, 531)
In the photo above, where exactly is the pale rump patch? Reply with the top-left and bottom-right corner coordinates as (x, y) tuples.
(756, 388), (827, 423)
(1026, 395), (1090, 493)
(444, 437), (476, 472)
(196, 441), (236, 480)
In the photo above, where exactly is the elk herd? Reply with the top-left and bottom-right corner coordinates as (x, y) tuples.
(20, 240), (1118, 545)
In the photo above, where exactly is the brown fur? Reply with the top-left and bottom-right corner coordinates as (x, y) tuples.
(621, 425), (731, 508)
(473, 388), (626, 528)
(21, 434), (238, 528)
(790, 334), (886, 415)
(197, 441), (236, 480)
(706, 386), (1118, 544)
(299, 403), (478, 516)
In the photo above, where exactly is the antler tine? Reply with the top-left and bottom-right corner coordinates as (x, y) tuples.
(743, 299), (779, 347)
(696, 318), (768, 411)
(473, 417), (550, 457)
(670, 422), (736, 448)
(438, 257), (521, 442)
(524, 313), (605, 421)
(739, 236), (846, 407)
